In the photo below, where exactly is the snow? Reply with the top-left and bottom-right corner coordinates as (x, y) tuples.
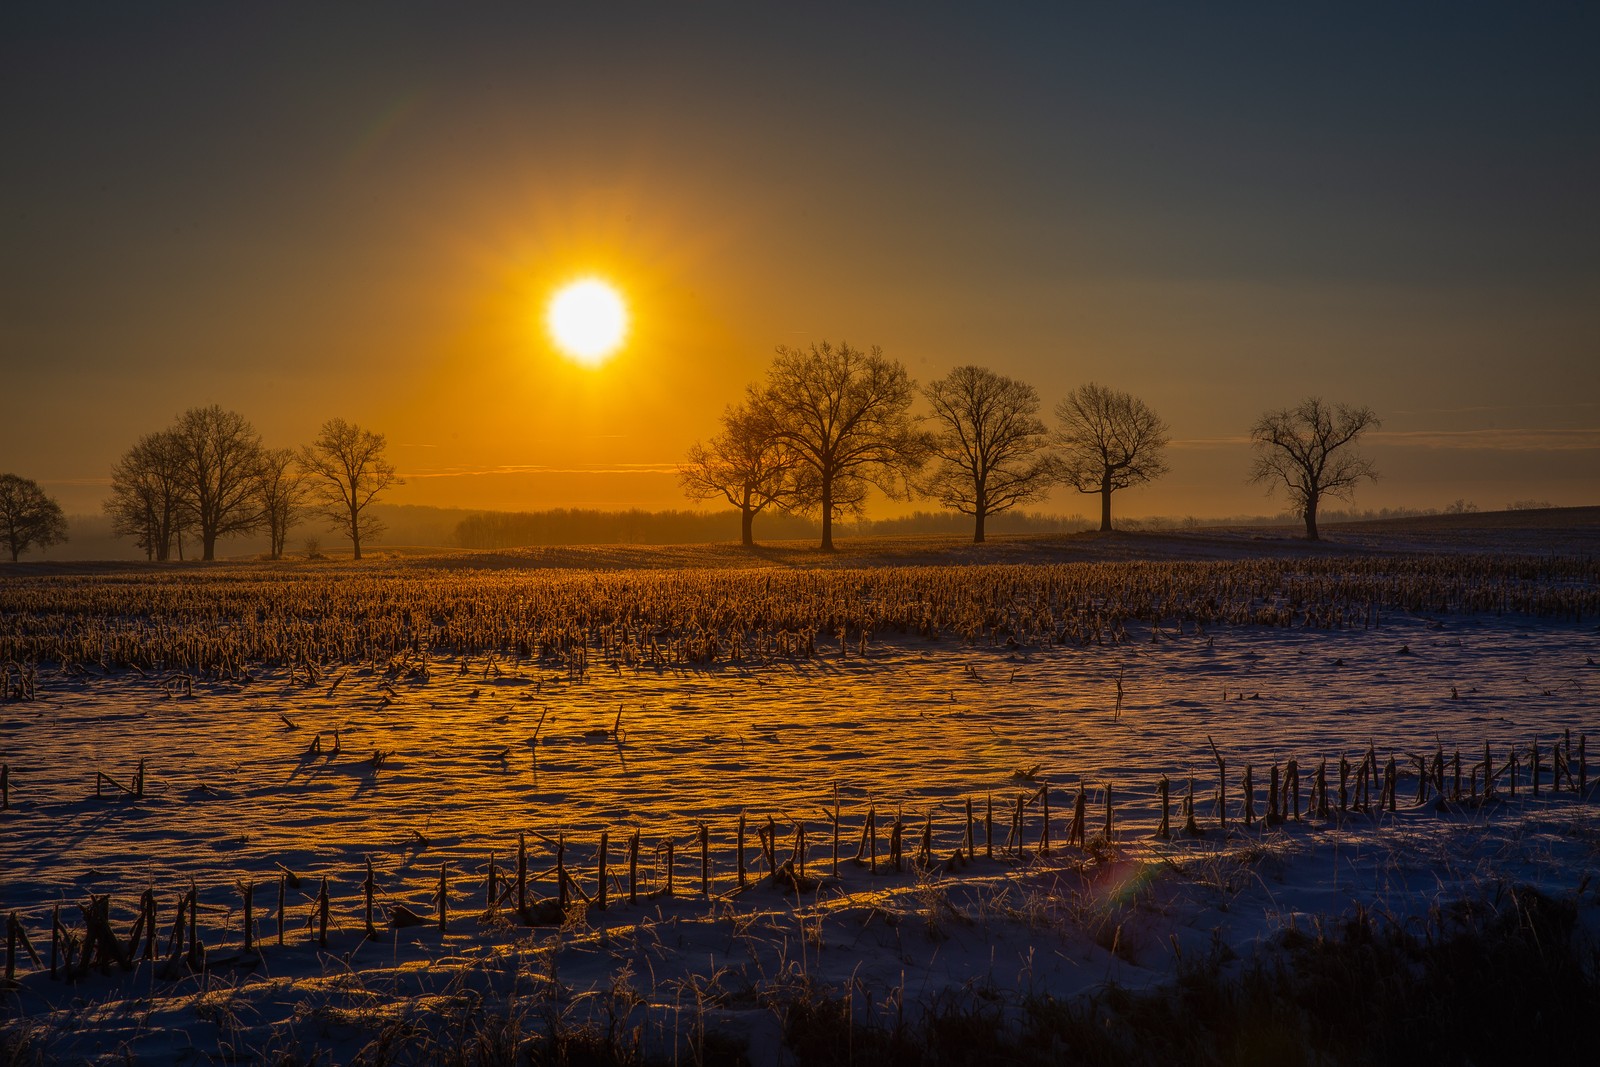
(2, 544), (1597, 1063)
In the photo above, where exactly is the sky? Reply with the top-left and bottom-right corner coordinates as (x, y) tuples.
(3, 3), (1597, 525)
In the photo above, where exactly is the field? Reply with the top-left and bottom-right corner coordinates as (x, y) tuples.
(3, 514), (1599, 1064)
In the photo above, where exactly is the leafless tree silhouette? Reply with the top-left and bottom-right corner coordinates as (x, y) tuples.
(258, 447), (307, 560)
(1249, 397), (1379, 540)
(749, 342), (929, 551)
(300, 418), (401, 560)
(679, 402), (800, 547)
(170, 405), (265, 561)
(1055, 383), (1170, 532)
(0, 473), (68, 561)
(106, 431), (190, 561)
(921, 365), (1057, 543)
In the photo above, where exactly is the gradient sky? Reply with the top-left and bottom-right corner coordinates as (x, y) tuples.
(4, 4), (1597, 523)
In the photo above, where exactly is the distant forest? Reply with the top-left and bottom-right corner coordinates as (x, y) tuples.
(451, 508), (1098, 550)
(41, 499), (1553, 560)
(450, 503), (1529, 552)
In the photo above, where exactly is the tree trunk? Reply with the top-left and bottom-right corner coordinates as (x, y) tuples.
(202, 532), (216, 561)
(1099, 475), (1113, 532)
(973, 509), (986, 544)
(350, 504), (362, 560)
(1304, 495), (1320, 541)
(819, 480), (835, 552)
(740, 508), (755, 548)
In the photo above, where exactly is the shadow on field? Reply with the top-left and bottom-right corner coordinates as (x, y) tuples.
(776, 885), (1598, 1067)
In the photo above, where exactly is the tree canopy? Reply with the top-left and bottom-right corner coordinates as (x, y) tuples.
(105, 431), (189, 561)
(0, 473), (68, 562)
(169, 405), (265, 561)
(1055, 383), (1170, 532)
(921, 365), (1057, 543)
(1249, 397), (1380, 540)
(678, 402), (800, 547)
(749, 342), (929, 551)
(258, 446), (307, 560)
(300, 418), (401, 560)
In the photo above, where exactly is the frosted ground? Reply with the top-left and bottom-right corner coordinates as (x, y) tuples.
(2, 516), (1598, 1064)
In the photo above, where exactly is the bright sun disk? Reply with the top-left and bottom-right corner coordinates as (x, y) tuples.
(547, 279), (627, 366)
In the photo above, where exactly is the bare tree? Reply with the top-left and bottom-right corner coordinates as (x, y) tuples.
(750, 341), (929, 551)
(679, 403), (799, 547)
(0, 474), (68, 561)
(105, 431), (189, 561)
(300, 417), (401, 560)
(921, 365), (1057, 543)
(258, 447), (307, 560)
(1249, 397), (1379, 540)
(170, 405), (265, 561)
(1055, 383), (1170, 532)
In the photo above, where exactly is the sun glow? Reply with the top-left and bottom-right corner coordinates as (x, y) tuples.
(547, 278), (628, 366)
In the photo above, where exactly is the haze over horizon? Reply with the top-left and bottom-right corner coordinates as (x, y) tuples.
(4, 4), (1597, 528)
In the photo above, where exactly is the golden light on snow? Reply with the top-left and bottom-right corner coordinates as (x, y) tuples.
(547, 278), (628, 366)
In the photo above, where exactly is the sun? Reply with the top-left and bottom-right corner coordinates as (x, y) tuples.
(547, 278), (628, 366)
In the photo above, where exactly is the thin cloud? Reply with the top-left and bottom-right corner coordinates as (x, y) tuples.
(1370, 428), (1600, 451)
(402, 463), (682, 479)
(1168, 436), (1254, 449)
(1387, 402), (1597, 418)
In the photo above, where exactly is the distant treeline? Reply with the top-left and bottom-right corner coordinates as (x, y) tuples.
(454, 508), (821, 548)
(842, 510), (1092, 538)
(38, 499), (1566, 560)
(452, 508), (1105, 549)
(53, 504), (475, 561)
(1123, 502), (1558, 531)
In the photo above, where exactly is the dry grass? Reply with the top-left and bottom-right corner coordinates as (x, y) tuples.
(769, 884), (1600, 1066)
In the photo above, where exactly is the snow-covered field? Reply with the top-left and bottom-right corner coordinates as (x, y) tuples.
(2, 527), (1598, 1064)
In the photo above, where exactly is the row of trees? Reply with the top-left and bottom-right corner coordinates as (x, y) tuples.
(3, 360), (1379, 561)
(678, 342), (1173, 548)
(105, 406), (401, 561)
(681, 342), (1379, 547)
